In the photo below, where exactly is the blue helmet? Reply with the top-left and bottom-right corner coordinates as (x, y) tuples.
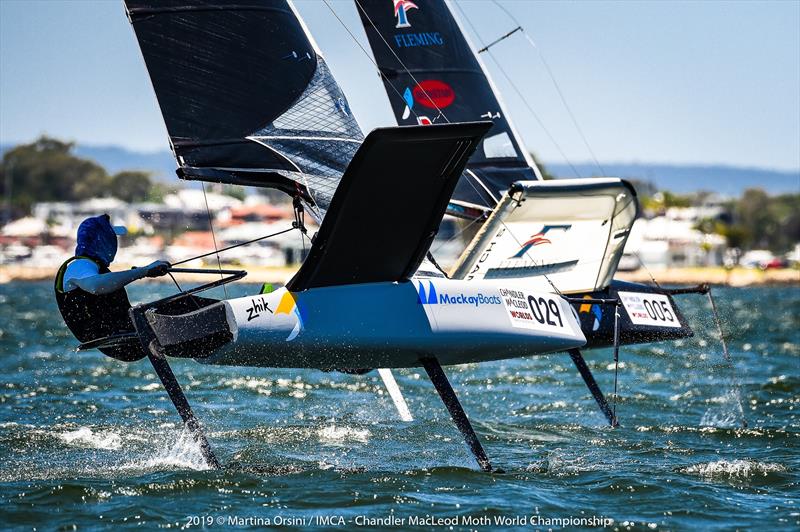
(75, 215), (118, 267)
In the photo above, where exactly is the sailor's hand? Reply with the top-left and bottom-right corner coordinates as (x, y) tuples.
(143, 260), (171, 278)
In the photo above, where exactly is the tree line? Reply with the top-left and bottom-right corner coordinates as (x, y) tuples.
(635, 184), (799, 254)
(2, 137), (797, 254)
(0, 136), (166, 219)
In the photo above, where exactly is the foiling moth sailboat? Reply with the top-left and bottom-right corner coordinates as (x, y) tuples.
(110, 0), (598, 472)
(352, 0), (718, 425)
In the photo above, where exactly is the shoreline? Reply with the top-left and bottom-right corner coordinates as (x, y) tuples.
(614, 267), (798, 287)
(1, 264), (796, 287)
(0, 264), (299, 286)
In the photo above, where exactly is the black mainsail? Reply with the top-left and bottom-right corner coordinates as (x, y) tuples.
(125, 0), (364, 215)
(354, 0), (540, 209)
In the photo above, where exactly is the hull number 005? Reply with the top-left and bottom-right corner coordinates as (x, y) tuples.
(618, 291), (682, 328)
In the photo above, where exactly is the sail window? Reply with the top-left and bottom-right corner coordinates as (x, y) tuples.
(483, 132), (517, 159)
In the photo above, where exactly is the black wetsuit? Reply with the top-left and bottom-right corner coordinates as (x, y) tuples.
(54, 256), (146, 362)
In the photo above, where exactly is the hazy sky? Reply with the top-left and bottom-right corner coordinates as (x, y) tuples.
(1, 0), (799, 171)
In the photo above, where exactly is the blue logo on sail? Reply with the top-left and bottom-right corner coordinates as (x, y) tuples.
(394, 32), (444, 48)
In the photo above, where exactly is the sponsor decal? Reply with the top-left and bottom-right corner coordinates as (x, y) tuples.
(481, 111), (501, 119)
(393, 0), (418, 28)
(275, 291), (304, 340)
(416, 281), (501, 306)
(334, 96), (351, 116)
(394, 32), (444, 48)
(467, 227), (505, 281)
(416, 116), (433, 125)
(413, 80), (455, 109)
(510, 224), (572, 259)
(579, 294), (602, 332)
(401, 87), (414, 119)
(245, 296), (272, 322)
(618, 291), (681, 328)
(416, 280), (438, 305)
(484, 260), (579, 279)
(401, 80), (455, 119)
(439, 293), (502, 306)
(500, 288), (568, 331)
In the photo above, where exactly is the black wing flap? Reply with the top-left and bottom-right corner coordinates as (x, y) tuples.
(287, 122), (492, 291)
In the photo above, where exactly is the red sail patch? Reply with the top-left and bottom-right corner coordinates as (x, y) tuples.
(412, 80), (455, 109)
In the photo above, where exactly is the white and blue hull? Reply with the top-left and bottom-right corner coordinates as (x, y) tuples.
(199, 278), (586, 369)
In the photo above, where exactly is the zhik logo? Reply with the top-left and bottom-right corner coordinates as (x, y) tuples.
(246, 296), (273, 322)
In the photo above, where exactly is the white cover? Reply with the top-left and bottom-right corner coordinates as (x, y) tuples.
(450, 178), (639, 294)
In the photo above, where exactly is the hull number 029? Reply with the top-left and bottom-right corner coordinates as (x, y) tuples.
(500, 288), (570, 332)
(527, 295), (564, 327)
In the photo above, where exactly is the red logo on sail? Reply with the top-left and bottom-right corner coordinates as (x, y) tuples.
(412, 80), (455, 109)
(393, 0), (418, 28)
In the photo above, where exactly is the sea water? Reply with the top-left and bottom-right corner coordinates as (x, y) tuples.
(0, 282), (797, 530)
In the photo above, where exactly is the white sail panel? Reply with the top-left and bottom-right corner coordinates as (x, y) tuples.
(451, 178), (639, 293)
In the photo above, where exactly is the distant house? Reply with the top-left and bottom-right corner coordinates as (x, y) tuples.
(33, 198), (135, 232)
(625, 208), (727, 268)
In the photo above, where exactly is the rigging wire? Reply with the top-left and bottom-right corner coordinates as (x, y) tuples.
(167, 271), (183, 292)
(326, 0), (511, 205)
(490, 0), (606, 175)
(430, 213), (485, 255)
(321, 2), (492, 206)
(200, 182), (228, 298)
(328, 0), (566, 294)
(321, 0), (426, 124)
(456, 2), (646, 295)
(630, 249), (662, 289)
(171, 226), (296, 267)
(353, 0), (451, 124)
(166, 271), (203, 310)
(499, 215), (565, 296)
(425, 251), (450, 279)
(452, 1), (582, 179)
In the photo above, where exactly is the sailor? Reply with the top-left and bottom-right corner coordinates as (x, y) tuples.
(54, 214), (170, 361)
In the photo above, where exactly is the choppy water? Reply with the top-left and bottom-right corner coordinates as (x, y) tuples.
(0, 281), (797, 530)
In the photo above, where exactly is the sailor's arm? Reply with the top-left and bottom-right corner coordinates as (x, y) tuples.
(69, 261), (170, 295)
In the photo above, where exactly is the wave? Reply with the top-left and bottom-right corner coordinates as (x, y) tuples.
(680, 459), (786, 479)
(59, 427), (122, 450)
(118, 428), (212, 472)
(317, 424), (371, 444)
